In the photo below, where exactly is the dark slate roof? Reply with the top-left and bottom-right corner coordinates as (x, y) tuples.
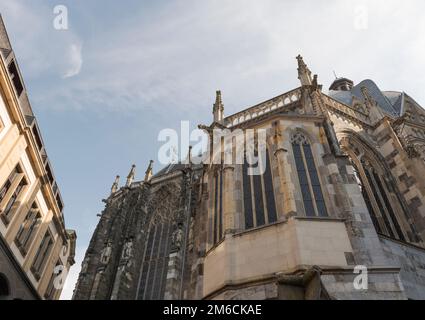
(383, 91), (403, 114)
(328, 90), (352, 106)
(329, 79), (401, 117)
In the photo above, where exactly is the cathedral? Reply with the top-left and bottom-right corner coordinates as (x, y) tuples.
(73, 56), (425, 300)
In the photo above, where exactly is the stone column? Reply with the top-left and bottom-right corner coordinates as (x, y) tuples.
(274, 145), (297, 219)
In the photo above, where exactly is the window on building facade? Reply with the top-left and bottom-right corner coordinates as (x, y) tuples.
(31, 229), (54, 280)
(352, 162), (382, 234)
(291, 132), (328, 217)
(0, 164), (27, 225)
(358, 158), (405, 241)
(15, 202), (42, 256)
(138, 222), (172, 300)
(8, 60), (24, 97)
(242, 147), (278, 230)
(212, 170), (223, 244)
(0, 273), (10, 300)
(242, 158), (254, 229)
(44, 260), (61, 300)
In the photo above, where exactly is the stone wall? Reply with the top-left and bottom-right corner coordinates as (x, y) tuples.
(380, 237), (425, 300)
(203, 218), (353, 298)
(321, 269), (405, 300)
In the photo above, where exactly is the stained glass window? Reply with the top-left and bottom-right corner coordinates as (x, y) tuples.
(291, 132), (328, 217)
(243, 147), (278, 229)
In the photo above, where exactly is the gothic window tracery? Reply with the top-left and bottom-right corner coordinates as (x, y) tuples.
(138, 184), (179, 300)
(291, 132), (328, 217)
(359, 158), (406, 241)
(344, 135), (414, 242)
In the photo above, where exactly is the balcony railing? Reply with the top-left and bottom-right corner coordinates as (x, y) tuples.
(223, 87), (302, 128)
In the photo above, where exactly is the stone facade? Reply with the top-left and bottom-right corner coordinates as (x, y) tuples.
(74, 55), (425, 300)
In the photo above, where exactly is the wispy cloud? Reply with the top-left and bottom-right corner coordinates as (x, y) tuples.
(0, 1), (83, 80)
(63, 43), (83, 78)
(2, 0), (425, 114)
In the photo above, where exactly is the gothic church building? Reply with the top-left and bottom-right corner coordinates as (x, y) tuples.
(74, 56), (425, 300)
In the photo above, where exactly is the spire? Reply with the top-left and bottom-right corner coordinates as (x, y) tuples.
(110, 175), (120, 194)
(213, 90), (224, 123)
(296, 54), (312, 86)
(144, 160), (154, 182)
(125, 164), (136, 187)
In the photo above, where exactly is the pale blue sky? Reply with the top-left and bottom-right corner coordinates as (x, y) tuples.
(0, 0), (424, 299)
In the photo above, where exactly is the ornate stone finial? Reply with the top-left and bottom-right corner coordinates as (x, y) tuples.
(296, 54), (312, 86)
(111, 175), (120, 194)
(312, 74), (318, 90)
(213, 90), (224, 123)
(144, 160), (154, 182)
(126, 164), (136, 187)
(100, 241), (112, 265)
(406, 142), (420, 159)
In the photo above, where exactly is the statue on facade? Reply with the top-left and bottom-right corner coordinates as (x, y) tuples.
(171, 223), (184, 251)
(100, 241), (113, 265)
(81, 257), (89, 274)
(122, 238), (134, 260)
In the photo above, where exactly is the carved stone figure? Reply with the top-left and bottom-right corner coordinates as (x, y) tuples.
(100, 241), (112, 265)
(171, 223), (184, 251)
(81, 258), (89, 274)
(121, 238), (133, 260)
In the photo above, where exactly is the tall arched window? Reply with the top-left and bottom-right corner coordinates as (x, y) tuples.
(351, 162), (382, 234)
(242, 147), (278, 230)
(357, 158), (406, 241)
(212, 170), (223, 244)
(340, 132), (418, 243)
(291, 132), (328, 217)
